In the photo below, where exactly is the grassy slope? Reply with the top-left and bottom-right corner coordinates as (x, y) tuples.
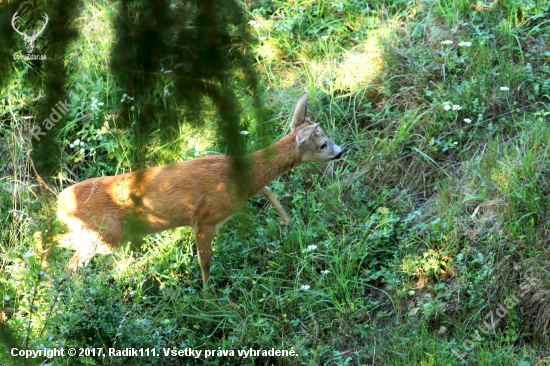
(1, 0), (550, 365)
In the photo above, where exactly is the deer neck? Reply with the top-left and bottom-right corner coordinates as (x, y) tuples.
(248, 133), (301, 194)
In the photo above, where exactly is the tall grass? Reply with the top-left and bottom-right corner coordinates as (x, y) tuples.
(2, 0), (550, 365)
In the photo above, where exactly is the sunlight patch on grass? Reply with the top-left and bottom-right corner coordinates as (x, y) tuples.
(256, 40), (282, 64)
(333, 32), (384, 91)
(69, 3), (115, 72)
(296, 21), (394, 94)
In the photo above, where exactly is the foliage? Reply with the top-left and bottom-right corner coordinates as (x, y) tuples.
(2, 0), (550, 365)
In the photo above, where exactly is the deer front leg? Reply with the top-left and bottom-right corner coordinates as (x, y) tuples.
(195, 225), (215, 287)
(258, 186), (291, 226)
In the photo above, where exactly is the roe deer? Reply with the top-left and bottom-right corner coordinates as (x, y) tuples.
(36, 93), (342, 286)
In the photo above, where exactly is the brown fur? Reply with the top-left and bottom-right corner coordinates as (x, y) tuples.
(36, 93), (342, 286)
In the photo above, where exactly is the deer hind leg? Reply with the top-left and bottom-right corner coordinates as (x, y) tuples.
(66, 246), (95, 270)
(64, 230), (120, 271)
(257, 186), (291, 225)
(35, 230), (116, 271)
(194, 225), (215, 287)
(57, 212), (122, 270)
(34, 231), (77, 269)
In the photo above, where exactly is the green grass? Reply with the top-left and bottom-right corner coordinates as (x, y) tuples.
(2, 0), (550, 365)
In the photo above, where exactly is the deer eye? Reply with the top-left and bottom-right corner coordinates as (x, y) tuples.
(320, 142), (327, 150)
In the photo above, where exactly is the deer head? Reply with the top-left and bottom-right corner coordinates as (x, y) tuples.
(11, 11), (49, 54)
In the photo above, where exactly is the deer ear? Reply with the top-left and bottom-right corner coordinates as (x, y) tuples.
(295, 124), (315, 146)
(295, 131), (306, 146)
(290, 93), (308, 133)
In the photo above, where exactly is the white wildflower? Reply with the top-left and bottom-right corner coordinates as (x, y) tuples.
(304, 244), (317, 252)
(300, 284), (310, 290)
(500, 86), (509, 91)
(3, 295), (9, 301)
(239, 131), (249, 135)
(321, 270), (330, 275)
(130, 106), (135, 111)
(80, 148), (85, 154)
(443, 102), (452, 111)
(123, 93), (128, 98)
(441, 40), (453, 45)
(73, 139), (81, 146)
(164, 89), (171, 96)
(259, 36), (266, 41)
(98, 102), (104, 106)
(452, 105), (461, 111)
(169, 3), (176, 10)
(70, 144), (74, 148)
(458, 41), (472, 47)
(463, 118), (472, 123)
(248, 20), (262, 28)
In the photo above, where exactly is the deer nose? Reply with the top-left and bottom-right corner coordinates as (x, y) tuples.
(332, 151), (343, 160)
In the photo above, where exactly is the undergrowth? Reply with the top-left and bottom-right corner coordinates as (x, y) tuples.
(2, 0), (550, 365)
